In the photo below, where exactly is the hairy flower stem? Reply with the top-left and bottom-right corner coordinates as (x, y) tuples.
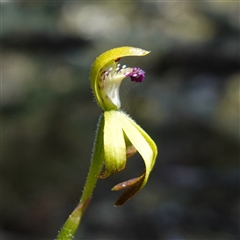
(80, 114), (104, 203)
(56, 115), (104, 240)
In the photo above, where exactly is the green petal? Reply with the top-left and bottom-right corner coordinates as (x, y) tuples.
(112, 111), (157, 205)
(99, 110), (126, 178)
(90, 46), (150, 111)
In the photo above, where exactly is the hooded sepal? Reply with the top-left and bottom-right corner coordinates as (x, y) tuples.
(90, 47), (150, 111)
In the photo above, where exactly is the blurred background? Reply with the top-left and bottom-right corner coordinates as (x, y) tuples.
(2, 1), (240, 240)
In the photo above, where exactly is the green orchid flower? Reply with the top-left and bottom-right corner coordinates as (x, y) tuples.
(57, 47), (157, 240)
(90, 46), (158, 205)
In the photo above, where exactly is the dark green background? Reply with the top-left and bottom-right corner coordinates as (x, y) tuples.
(2, 1), (239, 240)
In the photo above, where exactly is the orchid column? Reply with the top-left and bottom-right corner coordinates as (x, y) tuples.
(57, 47), (158, 240)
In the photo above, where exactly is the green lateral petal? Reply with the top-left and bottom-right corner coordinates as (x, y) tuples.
(100, 110), (126, 178)
(90, 47), (150, 111)
(112, 111), (157, 205)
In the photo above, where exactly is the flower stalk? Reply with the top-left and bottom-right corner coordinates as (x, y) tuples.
(56, 47), (157, 240)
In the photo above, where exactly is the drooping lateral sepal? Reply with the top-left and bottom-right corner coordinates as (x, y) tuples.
(111, 111), (157, 205)
(99, 110), (126, 179)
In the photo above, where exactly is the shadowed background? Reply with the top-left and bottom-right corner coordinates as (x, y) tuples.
(2, 1), (239, 240)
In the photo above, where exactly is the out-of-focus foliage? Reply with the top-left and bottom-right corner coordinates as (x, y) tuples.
(2, 2), (239, 240)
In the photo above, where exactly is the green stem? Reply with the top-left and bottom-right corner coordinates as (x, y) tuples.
(80, 114), (105, 203)
(56, 114), (105, 240)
